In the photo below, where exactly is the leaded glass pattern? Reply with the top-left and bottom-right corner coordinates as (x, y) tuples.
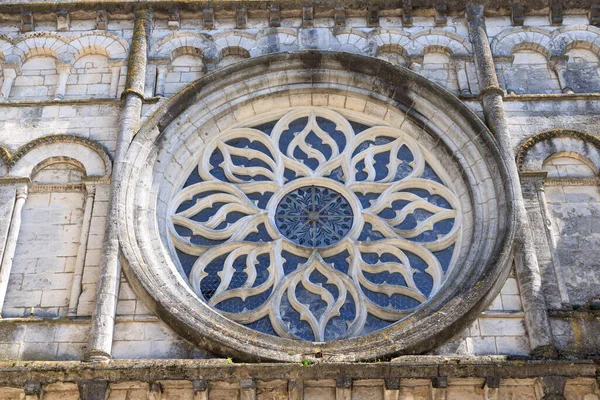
(275, 186), (353, 248)
(169, 107), (462, 342)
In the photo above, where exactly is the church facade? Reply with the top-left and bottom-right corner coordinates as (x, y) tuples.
(0, 0), (599, 398)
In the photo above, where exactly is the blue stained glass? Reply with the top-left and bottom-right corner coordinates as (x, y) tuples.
(244, 316), (277, 336)
(275, 186), (353, 248)
(172, 108), (463, 343)
(280, 292), (315, 341)
(175, 249), (198, 277)
(433, 245), (455, 273)
(359, 314), (394, 336)
(252, 120), (277, 135)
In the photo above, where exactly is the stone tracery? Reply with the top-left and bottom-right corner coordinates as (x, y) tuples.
(169, 107), (461, 342)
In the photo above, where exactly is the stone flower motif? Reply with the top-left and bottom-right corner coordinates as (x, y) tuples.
(169, 107), (461, 341)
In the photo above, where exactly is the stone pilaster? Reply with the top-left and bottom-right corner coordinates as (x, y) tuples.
(467, 4), (556, 357)
(336, 375), (352, 400)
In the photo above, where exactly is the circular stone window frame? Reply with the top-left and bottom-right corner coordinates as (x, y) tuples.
(117, 51), (516, 362)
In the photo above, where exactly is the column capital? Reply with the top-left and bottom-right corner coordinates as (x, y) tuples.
(55, 62), (72, 74)
(2, 66), (18, 79)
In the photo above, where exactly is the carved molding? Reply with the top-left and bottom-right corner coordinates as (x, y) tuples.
(516, 129), (600, 172)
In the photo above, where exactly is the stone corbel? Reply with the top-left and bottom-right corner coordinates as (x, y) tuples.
(551, 57), (574, 94)
(21, 11), (33, 33)
(303, 7), (314, 28)
(23, 382), (41, 400)
(54, 61), (71, 100)
(203, 9), (214, 30)
(168, 8), (180, 30)
(590, 4), (600, 26)
(550, 0), (564, 25)
(403, 0), (413, 27)
(512, 4), (525, 26)
(334, 7), (346, 26)
(269, 7), (281, 27)
(367, 6), (379, 27)
(96, 10), (108, 30)
(57, 10), (70, 31)
(236, 8), (247, 29)
(435, 0), (448, 26)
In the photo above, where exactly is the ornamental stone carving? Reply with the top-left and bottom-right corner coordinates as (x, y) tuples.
(117, 51), (514, 362)
(169, 108), (461, 342)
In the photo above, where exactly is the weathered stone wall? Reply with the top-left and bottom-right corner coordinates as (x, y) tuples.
(0, 3), (598, 397)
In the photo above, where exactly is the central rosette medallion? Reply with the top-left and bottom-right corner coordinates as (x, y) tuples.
(275, 186), (354, 248)
(169, 107), (461, 342)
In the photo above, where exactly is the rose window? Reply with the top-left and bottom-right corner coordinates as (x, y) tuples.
(169, 107), (461, 342)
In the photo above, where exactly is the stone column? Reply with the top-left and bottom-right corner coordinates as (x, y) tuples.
(155, 64), (168, 97)
(0, 184), (28, 316)
(144, 63), (157, 98)
(483, 377), (500, 400)
(86, 9), (152, 362)
(533, 174), (570, 306)
(454, 58), (471, 96)
(0, 67), (17, 101)
(67, 183), (96, 316)
(54, 62), (71, 100)
(553, 60), (574, 94)
(467, 4), (556, 357)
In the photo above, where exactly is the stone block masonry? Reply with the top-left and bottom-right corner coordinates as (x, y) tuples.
(0, 1), (598, 397)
